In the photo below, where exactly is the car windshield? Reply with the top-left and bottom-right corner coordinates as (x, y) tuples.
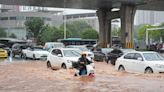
(63, 50), (81, 57)
(33, 47), (45, 51)
(143, 52), (164, 61)
(121, 49), (135, 53)
(102, 48), (113, 53)
(78, 47), (88, 51)
(67, 46), (88, 51)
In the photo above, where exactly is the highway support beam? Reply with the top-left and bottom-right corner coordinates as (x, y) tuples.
(120, 5), (136, 48)
(96, 9), (111, 48)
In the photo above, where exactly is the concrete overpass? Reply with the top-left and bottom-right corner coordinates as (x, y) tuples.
(0, 0), (164, 48)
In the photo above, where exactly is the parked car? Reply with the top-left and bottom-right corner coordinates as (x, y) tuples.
(22, 47), (49, 60)
(66, 45), (94, 59)
(108, 49), (136, 65)
(12, 43), (28, 57)
(101, 48), (113, 62)
(0, 48), (8, 58)
(91, 48), (106, 61)
(47, 48), (94, 70)
(0, 43), (11, 55)
(115, 51), (164, 74)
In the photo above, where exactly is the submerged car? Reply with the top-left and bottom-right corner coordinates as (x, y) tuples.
(101, 48), (113, 62)
(115, 51), (164, 73)
(47, 48), (94, 70)
(0, 48), (8, 58)
(66, 45), (94, 59)
(22, 47), (49, 60)
(108, 49), (135, 65)
(12, 43), (28, 57)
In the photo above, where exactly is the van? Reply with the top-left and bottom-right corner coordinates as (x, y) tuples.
(43, 42), (64, 51)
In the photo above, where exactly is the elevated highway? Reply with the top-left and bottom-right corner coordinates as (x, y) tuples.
(0, 0), (164, 48)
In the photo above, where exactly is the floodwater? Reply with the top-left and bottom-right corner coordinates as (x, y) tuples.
(0, 59), (164, 92)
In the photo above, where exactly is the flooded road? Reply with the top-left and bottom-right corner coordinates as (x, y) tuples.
(0, 59), (164, 92)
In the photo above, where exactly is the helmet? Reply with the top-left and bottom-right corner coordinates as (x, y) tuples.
(81, 52), (87, 55)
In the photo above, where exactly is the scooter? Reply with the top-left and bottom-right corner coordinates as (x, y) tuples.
(73, 63), (95, 77)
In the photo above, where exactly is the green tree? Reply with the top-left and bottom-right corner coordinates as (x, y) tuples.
(24, 18), (44, 40)
(37, 25), (73, 45)
(138, 24), (159, 40)
(60, 21), (92, 38)
(159, 23), (164, 41)
(9, 33), (17, 38)
(38, 25), (57, 45)
(55, 28), (72, 41)
(0, 28), (7, 37)
(112, 27), (121, 37)
(81, 28), (98, 39)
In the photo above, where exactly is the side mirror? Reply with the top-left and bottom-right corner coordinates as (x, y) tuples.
(57, 54), (62, 57)
(137, 57), (143, 61)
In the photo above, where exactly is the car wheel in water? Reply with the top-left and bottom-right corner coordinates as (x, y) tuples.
(47, 61), (52, 68)
(145, 68), (153, 74)
(23, 54), (27, 59)
(33, 54), (36, 60)
(118, 65), (125, 72)
(110, 59), (115, 65)
(61, 63), (67, 69)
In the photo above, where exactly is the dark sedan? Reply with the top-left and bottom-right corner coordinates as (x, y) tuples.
(107, 49), (136, 65)
(93, 50), (106, 61)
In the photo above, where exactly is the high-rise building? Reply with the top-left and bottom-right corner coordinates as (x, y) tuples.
(134, 10), (164, 25)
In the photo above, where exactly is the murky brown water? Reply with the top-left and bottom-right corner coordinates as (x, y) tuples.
(0, 60), (164, 92)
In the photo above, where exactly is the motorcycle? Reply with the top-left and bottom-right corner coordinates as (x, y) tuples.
(72, 62), (95, 77)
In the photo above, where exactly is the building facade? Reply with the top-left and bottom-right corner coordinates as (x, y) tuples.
(134, 10), (164, 25)
(0, 5), (63, 39)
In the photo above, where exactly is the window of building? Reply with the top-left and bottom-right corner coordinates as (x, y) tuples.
(10, 17), (16, 20)
(0, 17), (8, 20)
(16, 16), (24, 20)
(43, 17), (51, 21)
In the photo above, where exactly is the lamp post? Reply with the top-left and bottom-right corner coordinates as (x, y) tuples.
(63, 12), (66, 39)
(63, 0), (66, 39)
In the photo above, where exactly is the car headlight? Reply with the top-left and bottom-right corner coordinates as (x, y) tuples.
(155, 64), (164, 68)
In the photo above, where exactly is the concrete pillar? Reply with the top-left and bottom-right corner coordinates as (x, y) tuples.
(97, 9), (111, 48)
(120, 5), (136, 48)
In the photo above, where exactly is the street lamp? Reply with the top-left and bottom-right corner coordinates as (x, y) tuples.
(63, 12), (66, 39)
(63, 0), (66, 39)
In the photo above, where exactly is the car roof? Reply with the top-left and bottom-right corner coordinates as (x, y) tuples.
(52, 48), (80, 50)
(66, 45), (85, 47)
(125, 51), (157, 54)
(45, 42), (63, 44)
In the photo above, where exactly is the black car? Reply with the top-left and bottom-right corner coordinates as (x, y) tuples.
(101, 48), (113, 62)
(91, 48), (106, 62)
(12, 44), (29, 57)
(93, 51), (106, 61)
(107, 49), (136, 65)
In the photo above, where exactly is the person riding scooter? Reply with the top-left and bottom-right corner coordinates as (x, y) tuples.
(78, 52), (92, 75)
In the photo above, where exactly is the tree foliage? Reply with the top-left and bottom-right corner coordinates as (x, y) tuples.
(159, 23), (164, 41)
(138, 24), (160, 40)
(37, 25), (72, 45)
(24, 18), (44, 38)
(112, 27), (121, 37)
(60, 21), (92, 38)
(38, 25), (57, 45)
(81, 28), (98, 39)
(0, 28), (7, 37)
